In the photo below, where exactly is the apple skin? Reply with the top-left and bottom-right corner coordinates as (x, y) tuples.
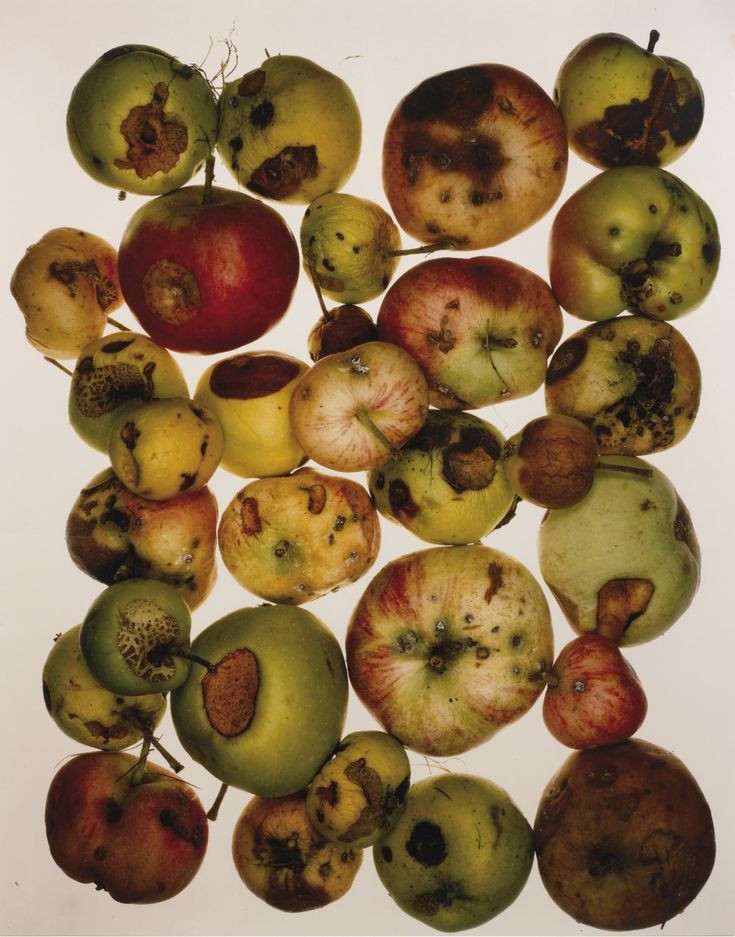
(374, 772), (534, 932)
(66, 467), (218, 610)
(288, 341), (430, 473)
(377, 255), (563, 409)
(554, 32), (704, 169)
(45, 750), (208, 903)
(549, 166), (719, 322)
(66, 44), (218, 196)
(346, 543), (553, 757)
(542, 634), (648, 749)
(534, 738), (716, 930)
(308, 304), (378, 361)
(382, 63), (567, 250)
(117, 185), (300, 354)
(10, 227), (122, 360)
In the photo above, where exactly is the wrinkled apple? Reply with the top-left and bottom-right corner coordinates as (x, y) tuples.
(170, 603), (348, 797)
(218, 466), (381, 604)
(66, 44), (218, 196)
(374, 772), (534, 932)
(538, 454), (700, 645)
(217, 53), (361, 203)
(368, 409), (515, 545)
(346, 543), (553, 757)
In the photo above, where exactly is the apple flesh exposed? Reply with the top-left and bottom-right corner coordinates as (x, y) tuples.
(368, 409), (516, 545)
(288, 341), (430, 473)
(66, 467), (218, 610)
(217, 53), (361, 203)
(382, 64), (568, 249)
(45, 750), (208, 903)
(555, 30), (704, 169)
(538, 455), (700, 646)
(10, 227), (122, 360)
(374, 772), (534, 932)
(346, 543), (553, 757)
(534, 738), (716, 930)
(66, 44), (218, 196)
(193, 350), (309, 478)
(117, 185), (300, 354)
(170, 604), (348, 797)
(542, 634), (647, 749)
(218, 466), (381, 605)
(376, 255), (563, 409)
(549, 166), (719, 322)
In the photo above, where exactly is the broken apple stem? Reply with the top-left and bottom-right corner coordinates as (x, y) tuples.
(384, 238), (455, 260)
(43, 356), (73, 377)
(202, 154), (216, 204)
(355, 411), (399, 459)
(130, 735), (153, 786)
(124, 710), (185, 773)
(307, 256), (333, 320)
(597, 461), (653, 479)
(207, 781), (229, 821)
(647, 29), (660, 53)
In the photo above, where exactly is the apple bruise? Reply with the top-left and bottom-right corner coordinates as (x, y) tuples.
(72, 348), (156, 419)
(114, 82), (188, 180)
(208, 352), (303, 399)
(395, 820), (472, 918)
(116, 598), (180, 684)
(50, 257), (119, 310)
(142, 258), (201, 325)
(201, 648), (259, 737)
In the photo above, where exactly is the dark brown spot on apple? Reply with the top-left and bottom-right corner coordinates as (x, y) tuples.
(209, 352), (302, 400)
(106, 800), (124, 824)
(114, 82), (188, 179)
(237, 68), (266, 96)
(443, 426), (499, 492)
(238, 496), (261, 535)
(388, 479), (419, 519)
(401, 66), (494, 125)
(248, 145), (318, 200)
(333, 758), (389, 842)
(588, 847), (621, 876)
(426, 315), (456, 353)
(401, 130), (508, 189)
(546, 336), (587, 384)
(484, 561), (503, 603)
(307, 484), (327, 514)
(142, 259), (200, 325)
(406, 820), (447, 867)
(119, 421), (139, 450)
(701, 241), (718, 265)
(202, 647), (259, 737)
(249, 99), (274, 129)
(596, 579), (654, 640)
(49, 258), (119, 310)
(72, 360), (156, 418)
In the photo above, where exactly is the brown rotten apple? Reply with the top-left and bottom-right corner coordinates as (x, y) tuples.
(377, 255), (563, 409)
(382, 64), (568, 249)
(346, 543), (553, 757)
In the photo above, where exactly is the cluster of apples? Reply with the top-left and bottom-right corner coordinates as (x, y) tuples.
(10, 31), (719, 934)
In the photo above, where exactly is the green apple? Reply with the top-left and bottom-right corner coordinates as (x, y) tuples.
(66, 44), (218, 195)
(555, 30), (704, 169)
(170, 604), (348, 797)
(374, 772), (534, 931)
(368, 409), (515, 544)
(79, 579), (193, 696)
(217, 53), (361, 203)
(549, 166), (719, 322)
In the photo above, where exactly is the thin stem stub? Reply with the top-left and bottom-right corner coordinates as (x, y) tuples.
(647, 29), (660, 53)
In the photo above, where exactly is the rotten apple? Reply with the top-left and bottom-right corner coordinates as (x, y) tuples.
(117, 184), (300, 354)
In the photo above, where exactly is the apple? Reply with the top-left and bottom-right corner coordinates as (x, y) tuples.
(544, 314), (701, 456)
(107, 396), (223, 501)
(117, 184), (300, 354)
(68, 330), (189, 453)
(374, 772), (534, 932)
(45, 750), (208, 903)
(307, 303), (378, 361)
(346, 543), (553, 757)
(288, 341), (430, 473)
(538, 454), (700, 646)
(10, 227), (122, 360)
(217, 53), (361, 203)
(218, 466), (381, 605)
(170, 603), (348, 797)
(193, 350), (309, 478)
(66, 44), (218, 196)
(554, 30), (704, 169)
(542, 634), (647, 749)
(382, 63), (568, 249)
(43, 625), (166, 750)
(534, 738), (716, 930)
(368, 409), (516, 545)
(376, 255), (563, 409)
(549, 165), (720, 321)
(66, 467), (218, 610)
(305, 730), (411, 849)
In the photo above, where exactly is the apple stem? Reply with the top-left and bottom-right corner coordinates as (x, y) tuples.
(306, 256), (333, 320)
(355, 410), (400, 458)
(107, 316), (126, 331)
(174, 650), (217, 674)
(123, 709), (185, 773)
(43, 356), (73, 377)
(596, 461), (654, 479)
(384, 237), (455, 260)
(647, 29), (660, 53)
(207, 781), (229, 821)
(130, 735), (152, 786)
(202, 154), (216, 205)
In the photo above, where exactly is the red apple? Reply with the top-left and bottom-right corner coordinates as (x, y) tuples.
(377, 255), (563, 409)
(117, 184), (300, 354)
(45, 750), (208, 903)
(543, 634), (648, 749)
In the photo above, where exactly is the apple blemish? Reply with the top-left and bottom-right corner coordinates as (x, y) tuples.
(201, 648), (259, 737)
(143, 259), (201, 325)
(115, 82), (188, 180)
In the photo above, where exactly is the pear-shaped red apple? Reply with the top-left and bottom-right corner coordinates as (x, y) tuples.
(118, 185), (300, 354)
(542, 634), (647, 749)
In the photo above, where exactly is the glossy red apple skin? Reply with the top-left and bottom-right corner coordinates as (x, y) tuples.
(45, 751), (208, 903)
(118, 185), (300, 354)
(543, 634), (647, 749)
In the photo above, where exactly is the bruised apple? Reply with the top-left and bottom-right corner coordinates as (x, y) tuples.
(382, 64), (568, 249)
(45, 751), (208, 903)
(346, 543), (553, 757)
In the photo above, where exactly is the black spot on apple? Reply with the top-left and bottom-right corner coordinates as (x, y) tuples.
(249, 99), (275, 129)
(588, 846), (620, 876)
(388, 479), (419, 519)
(381, 845), (393, 862)
(106, 800), (124, 824)
(229, 136), (243, 152)
(701, 241), (718, 265)
(401, 66), (494, 125)
(546, 337), (587, 384)
(247, 145), (319, 200)
(406, 820), (447, 866)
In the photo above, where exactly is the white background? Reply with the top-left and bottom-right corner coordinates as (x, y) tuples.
(1, 1), (733, 934)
